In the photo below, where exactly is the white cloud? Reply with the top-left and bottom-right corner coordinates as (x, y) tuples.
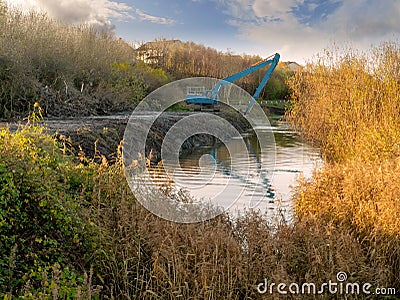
(6, 0), (177, 30)
(239, 20), (328, 63)
(252, 0), (298, 20)
(222, 0), (400, 62)
(323, 0), (400, 41)
(218, 0), (256, 22)
(6, 0), (133, 30)
(135, 9), (175, 25)
(307, 2), (318, 12)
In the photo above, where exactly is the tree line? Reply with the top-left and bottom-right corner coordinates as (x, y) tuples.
(136, 38), (295, 100)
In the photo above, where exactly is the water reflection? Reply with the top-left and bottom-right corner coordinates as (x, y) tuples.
(149, 120), (322, 220)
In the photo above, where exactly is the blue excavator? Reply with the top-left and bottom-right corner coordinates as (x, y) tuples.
(185, 53), (280, 114)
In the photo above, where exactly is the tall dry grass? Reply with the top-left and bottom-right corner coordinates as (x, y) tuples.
(287, 42), (400, 292)
(88, 178), (393, 299)
(89, 184), (398, 298)
(288, 42), (400, 162)
(0, 1), (134, 81)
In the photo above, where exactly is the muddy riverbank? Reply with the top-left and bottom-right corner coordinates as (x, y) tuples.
(1, 110), (252, 162)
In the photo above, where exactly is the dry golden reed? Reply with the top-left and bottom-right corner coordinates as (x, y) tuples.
(287, 42), (400, 293)
(288, 42), (400, 162)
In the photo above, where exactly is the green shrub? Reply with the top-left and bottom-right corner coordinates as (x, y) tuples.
(0, 123), (99, 296)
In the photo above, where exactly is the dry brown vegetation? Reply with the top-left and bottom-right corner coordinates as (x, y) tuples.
(288, 42), (400, 162)
(287, 41), (400, 296)
(0, 1), (169, 118)
(1, 120), (398, 298)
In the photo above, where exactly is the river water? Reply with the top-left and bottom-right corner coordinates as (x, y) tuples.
(148, 118), (322, 221)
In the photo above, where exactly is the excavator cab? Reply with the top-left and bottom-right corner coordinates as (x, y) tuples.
(186, 86), (220, 111)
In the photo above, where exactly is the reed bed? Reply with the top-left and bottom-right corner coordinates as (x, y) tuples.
(287, 42), (400, 295)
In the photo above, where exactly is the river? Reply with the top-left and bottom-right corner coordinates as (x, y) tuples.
(148, 118), (322, 222)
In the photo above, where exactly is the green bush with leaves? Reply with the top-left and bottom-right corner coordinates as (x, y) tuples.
(0, 107), (149, 297)
(262, 66), (293, 100)
(0, 125), (88, 294)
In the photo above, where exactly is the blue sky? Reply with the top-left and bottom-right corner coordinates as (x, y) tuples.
(115, 1), (238, 48)
(7, 0), (400, 63)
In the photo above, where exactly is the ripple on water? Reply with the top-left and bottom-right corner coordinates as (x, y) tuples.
(147, 122), (322, 221)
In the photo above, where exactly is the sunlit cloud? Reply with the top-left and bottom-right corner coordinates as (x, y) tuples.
(135, 9), (176, 25)
(6, 0), (133, 30)
(5, 0), (177, 30)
